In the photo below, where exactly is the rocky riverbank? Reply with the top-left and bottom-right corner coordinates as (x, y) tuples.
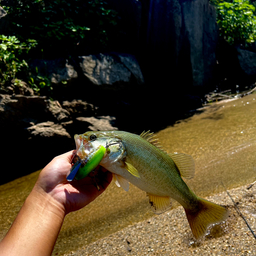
(0, 52), (146, 184)
(0, 93), (118, 184)
(65, 183), (256, 256)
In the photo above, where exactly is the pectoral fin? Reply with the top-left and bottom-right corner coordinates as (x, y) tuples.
(147, 193), (172, 214)
(113, 174), (129, 191)
(124, 161), (140, 178)
(170, 152), (195, 179)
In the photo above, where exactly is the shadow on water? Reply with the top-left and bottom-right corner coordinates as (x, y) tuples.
(1, 93), (256, 255)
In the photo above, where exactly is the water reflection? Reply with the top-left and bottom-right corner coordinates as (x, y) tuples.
(1, 94), (256, 255)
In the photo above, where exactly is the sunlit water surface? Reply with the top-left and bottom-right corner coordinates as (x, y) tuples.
(1, 94), (256, 255)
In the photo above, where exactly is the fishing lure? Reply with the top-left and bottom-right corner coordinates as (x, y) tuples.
(67, 145), (106, 181)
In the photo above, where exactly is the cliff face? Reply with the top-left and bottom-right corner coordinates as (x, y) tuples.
(107, 0), (218, 89)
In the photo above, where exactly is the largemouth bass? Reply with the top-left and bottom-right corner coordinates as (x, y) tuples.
(70, 130), (228, 239)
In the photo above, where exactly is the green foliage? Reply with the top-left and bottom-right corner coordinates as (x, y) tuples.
(1, 0), (121, 95)
(212, 0), (256, 46)
(3, 0), (120, 58)
(0, 35), (37, 88)
(28, 67), (52, 94)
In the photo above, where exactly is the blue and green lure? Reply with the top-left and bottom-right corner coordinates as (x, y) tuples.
(67, 145), (106, 181)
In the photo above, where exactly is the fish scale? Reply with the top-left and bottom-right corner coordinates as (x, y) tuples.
(116, 132), (192, 202)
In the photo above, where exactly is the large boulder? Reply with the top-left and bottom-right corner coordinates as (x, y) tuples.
(28, 53), (145, 123)
(29, 53), (144, 94)
(79, 53), (144, 90)
(76, 116), (117, 131)
(28, 53), (145, 122)
(215, 43), (256, 90)
(27, 121), (71, 139)
(62, 99), (95, 118)
(29, 58), (79, 89)
(0, 94), (49, 128)
(236, 48), (256, 77)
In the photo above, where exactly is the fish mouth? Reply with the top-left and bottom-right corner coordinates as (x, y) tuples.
(74, 134), (93, 162)
(66, 135), (93, 182)
(67, 135), (104, 181)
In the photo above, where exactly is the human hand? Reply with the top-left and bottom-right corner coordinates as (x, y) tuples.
(0, 150), (112, 256)
(33, 150), (112, 215)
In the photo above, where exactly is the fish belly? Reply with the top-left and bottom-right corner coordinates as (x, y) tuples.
(101, 157), (195, 209)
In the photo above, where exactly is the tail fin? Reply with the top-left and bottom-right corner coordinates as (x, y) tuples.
(185, 198), (228, 239)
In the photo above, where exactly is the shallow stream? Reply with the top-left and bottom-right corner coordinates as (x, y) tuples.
(1, 94), (256, 255)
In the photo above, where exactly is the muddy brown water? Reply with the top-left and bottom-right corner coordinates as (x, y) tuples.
(1, 94), (256, 255)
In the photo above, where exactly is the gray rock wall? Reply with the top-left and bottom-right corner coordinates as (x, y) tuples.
(142, 0), (218, 89)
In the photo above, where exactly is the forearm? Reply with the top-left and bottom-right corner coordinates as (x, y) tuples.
(0, 188), (66, 256)
(0, 150), (112, 255)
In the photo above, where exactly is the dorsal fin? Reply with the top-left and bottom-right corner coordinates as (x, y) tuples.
(140, 130), (162, 148)
(169, 152), (195, 179)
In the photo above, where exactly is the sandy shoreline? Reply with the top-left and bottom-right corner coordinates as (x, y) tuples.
(65, 183), (256, 256)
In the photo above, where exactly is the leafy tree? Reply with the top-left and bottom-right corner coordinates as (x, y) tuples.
(212, 0), (256, 46)
(2, 0), (120, 58)
(0, 35), (37, 88)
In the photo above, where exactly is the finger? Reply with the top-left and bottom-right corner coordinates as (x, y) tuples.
(71, 170), (112, 193)
(97, 170), (113, 188)
(56, 150), (76, 163)
(91, 169), (113, 192)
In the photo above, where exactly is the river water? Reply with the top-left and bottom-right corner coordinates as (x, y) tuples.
(1, 93), (256, 255)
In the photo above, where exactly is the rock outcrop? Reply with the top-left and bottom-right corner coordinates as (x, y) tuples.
(0, 94), (118, 184)
(215, 42), (256, 91)
(237, 48), (256, 77)
(79, 53), (144, 89)
(29, 58), (79, 89)
(29, 53), (144, 100)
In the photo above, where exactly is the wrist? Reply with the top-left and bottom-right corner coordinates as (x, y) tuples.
(0, 184), (66, 256)
(29, 184), (66, 219)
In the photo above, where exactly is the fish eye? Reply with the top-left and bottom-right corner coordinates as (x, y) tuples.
(89, 134), (97, 141)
